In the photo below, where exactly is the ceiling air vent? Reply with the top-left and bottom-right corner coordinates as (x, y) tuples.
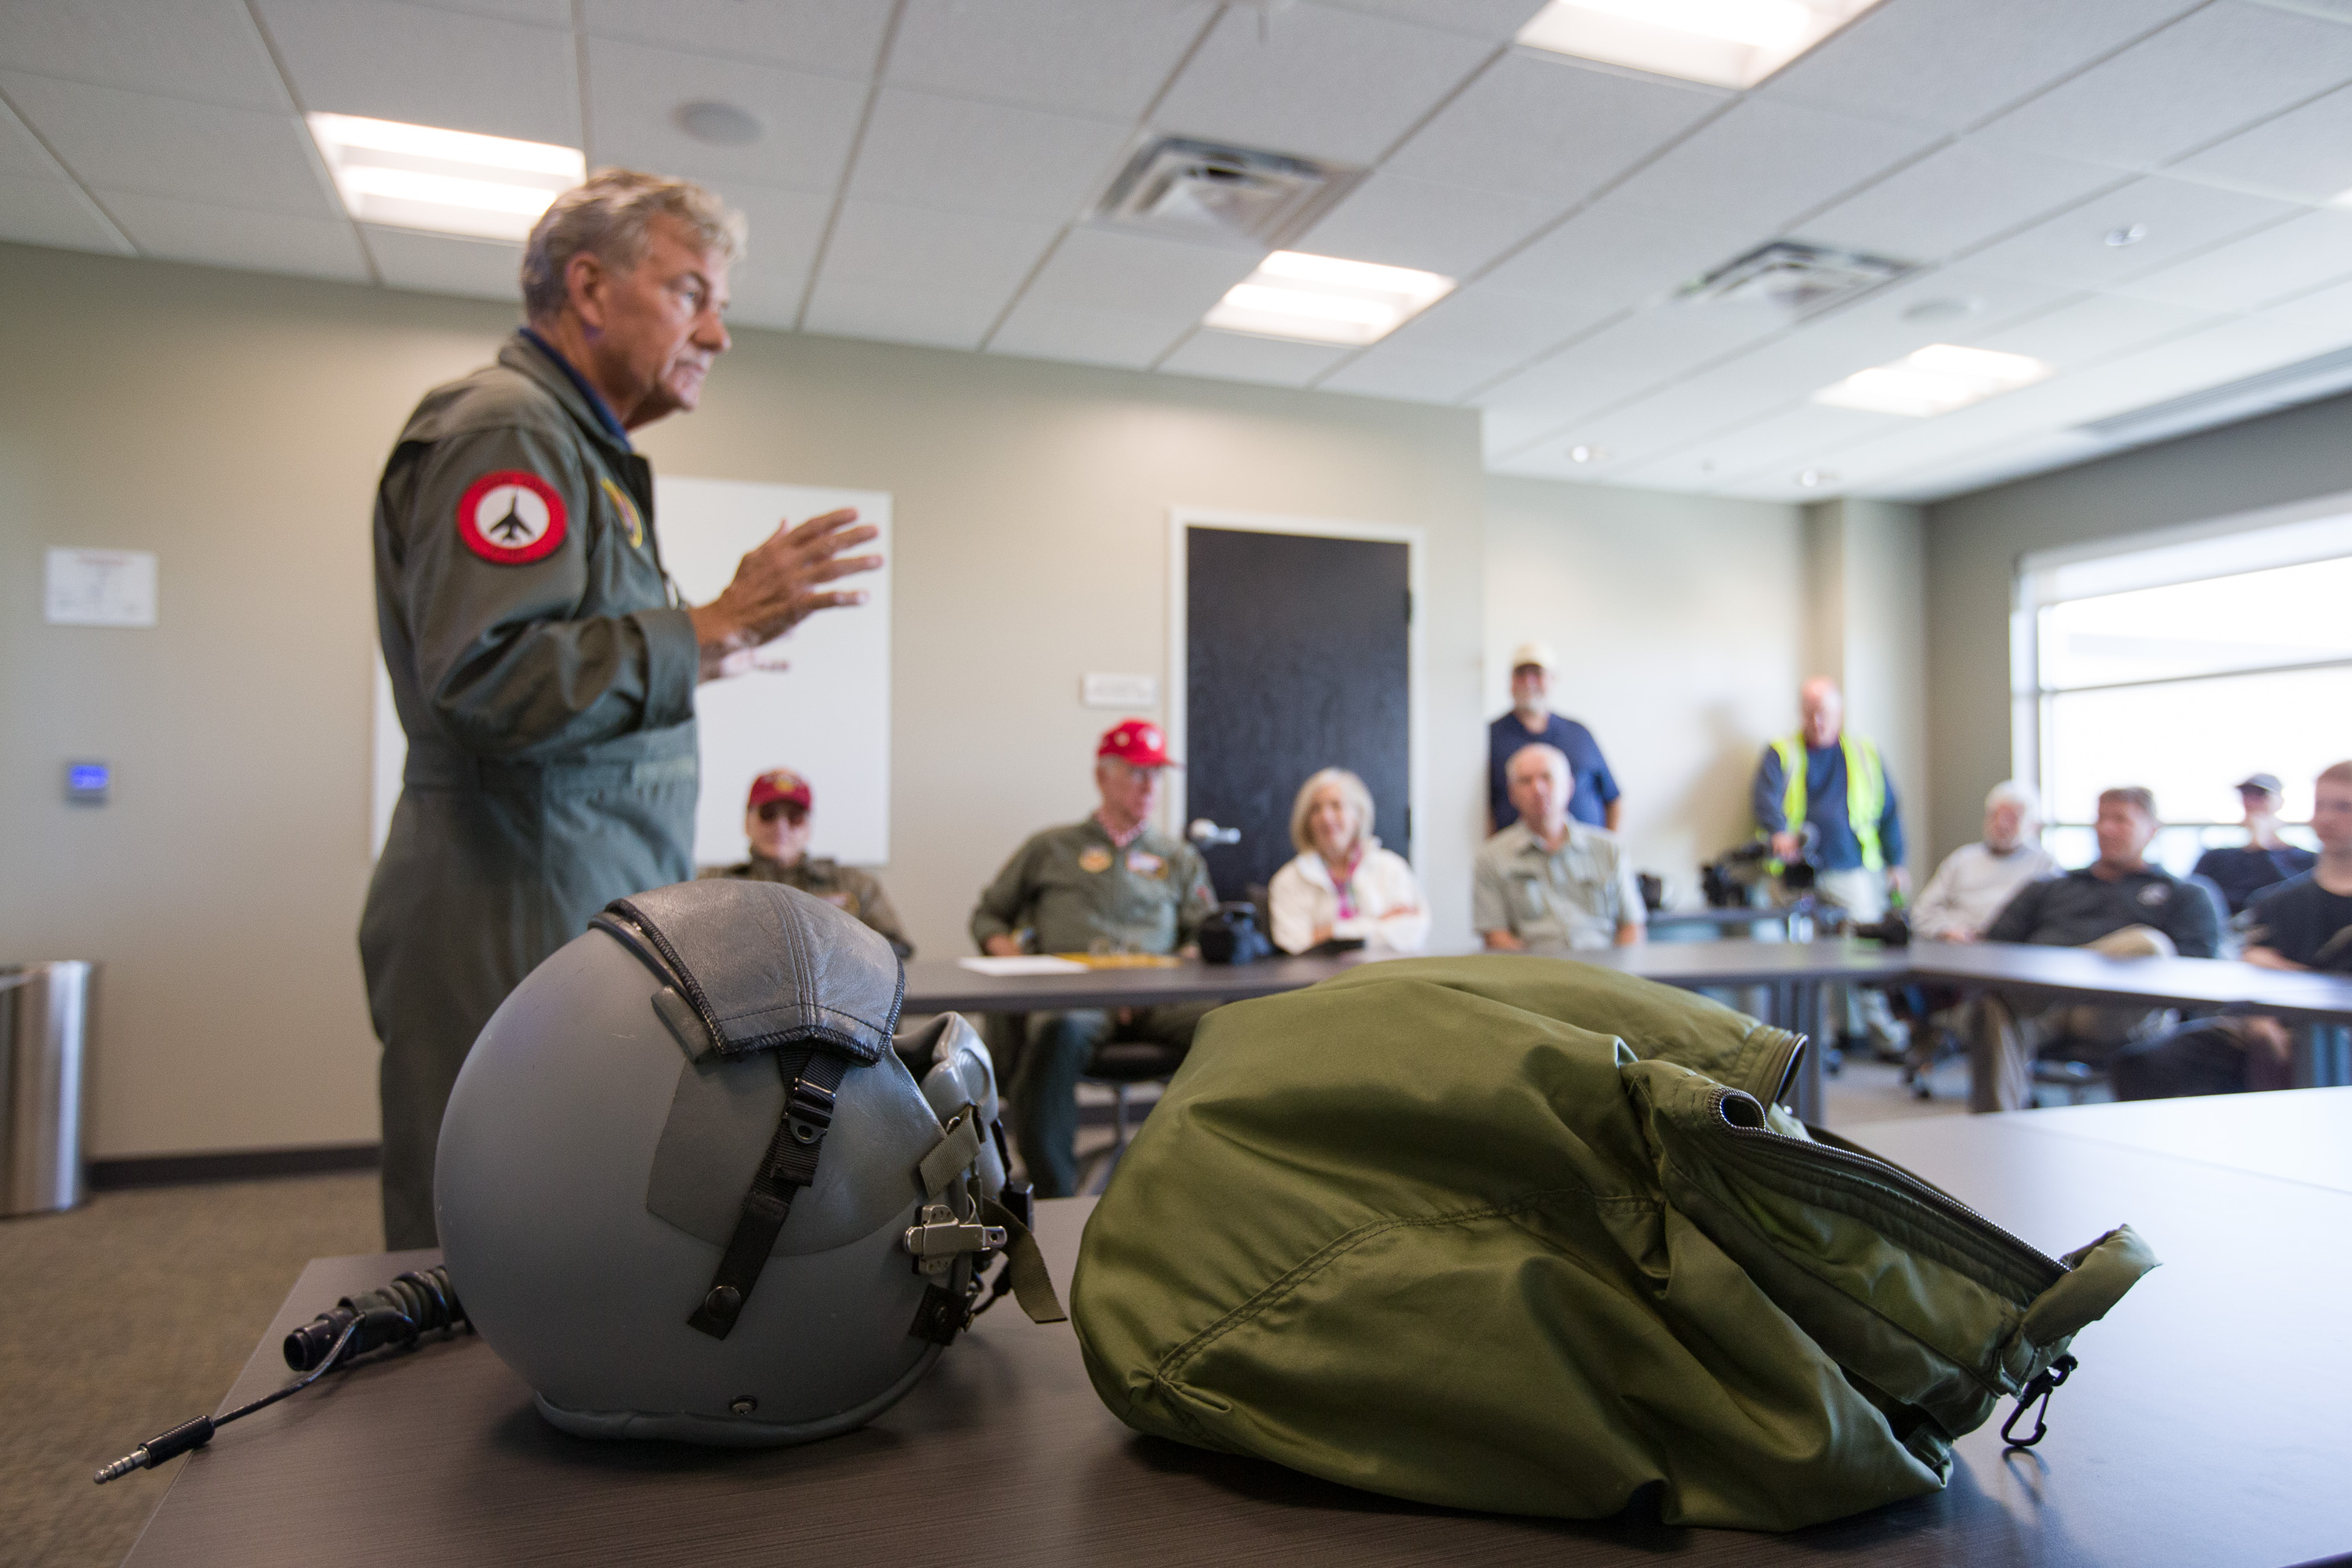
(1680, 241), (1912, 316)
(1097, 136), (1353, 248)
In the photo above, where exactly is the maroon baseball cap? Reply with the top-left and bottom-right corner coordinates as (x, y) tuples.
(1098, 719), (1178, 769)
(746, 768), (812, 811)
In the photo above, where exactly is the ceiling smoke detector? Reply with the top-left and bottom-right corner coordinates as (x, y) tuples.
(1681, 241), (1912, 317)
(1097, 136), (1353, 248)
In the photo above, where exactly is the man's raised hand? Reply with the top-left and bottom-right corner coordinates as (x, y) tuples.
(689, 508), (882, 681)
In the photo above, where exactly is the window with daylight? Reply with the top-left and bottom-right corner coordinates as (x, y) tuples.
(2014, 503), (2352, 876)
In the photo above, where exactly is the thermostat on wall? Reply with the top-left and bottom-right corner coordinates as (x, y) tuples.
(66, 761), (111, 804)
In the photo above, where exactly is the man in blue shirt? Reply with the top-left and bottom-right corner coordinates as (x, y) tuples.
(1489, 642), (1622, 833)
(2192, 772), (2317, 915)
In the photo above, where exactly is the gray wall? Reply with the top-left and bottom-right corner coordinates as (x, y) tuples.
(1924, 392), (2352, 862)
(0, 241), (1484, 1159)
(1804, 498), (1929, 883)
(1483, 477), (1809, 900)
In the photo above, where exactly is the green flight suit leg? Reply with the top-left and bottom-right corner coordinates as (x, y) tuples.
(1012, 1000), (1218, 1199)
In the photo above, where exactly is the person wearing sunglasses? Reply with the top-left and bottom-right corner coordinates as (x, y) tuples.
(701, 768), (912, 958)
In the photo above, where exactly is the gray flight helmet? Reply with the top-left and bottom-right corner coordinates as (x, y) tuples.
(436, 878), (1051, 1447)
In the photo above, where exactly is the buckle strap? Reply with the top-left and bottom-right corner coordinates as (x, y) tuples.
(686, 1048), (852, 1340)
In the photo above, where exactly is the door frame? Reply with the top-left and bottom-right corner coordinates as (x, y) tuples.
(1165, 506), (1428, 880)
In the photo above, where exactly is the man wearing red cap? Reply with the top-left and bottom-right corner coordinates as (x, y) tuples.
(701, 768), (912, 957)
(970, 719), (1218, 1196)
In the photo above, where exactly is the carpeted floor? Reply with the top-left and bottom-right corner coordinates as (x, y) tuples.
(0, 1172), (381, 1568)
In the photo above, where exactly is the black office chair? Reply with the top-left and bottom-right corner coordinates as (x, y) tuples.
(1074, 1038), (1188, 1196)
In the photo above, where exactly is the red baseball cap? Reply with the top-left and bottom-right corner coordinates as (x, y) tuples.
(1098, 719), (1179, 769)
(746, 768), (812, 811)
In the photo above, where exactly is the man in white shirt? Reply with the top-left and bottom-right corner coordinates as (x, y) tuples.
(1911, 781), (2059, 942)
(1474, 745), (1645, 953)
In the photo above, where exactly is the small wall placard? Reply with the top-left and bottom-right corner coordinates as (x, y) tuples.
(45, 548), (158, 626)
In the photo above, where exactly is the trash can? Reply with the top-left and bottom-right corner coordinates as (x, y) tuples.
(2, 961), (96, 1218)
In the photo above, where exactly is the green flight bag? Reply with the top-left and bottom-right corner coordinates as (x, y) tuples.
(1072, 956), (2157, 1531)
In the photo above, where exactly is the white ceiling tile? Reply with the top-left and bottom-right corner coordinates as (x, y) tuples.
(1797, 140), (2125, 264)
(1962, 176), (2303, 289)
(848, 90), (1131, 222)
(1014, 226), (1262, 319)
(256, 0), (575, 145)
(1294, 172), (1556, 278)
(1159, 328), (1354, 387)
(888, 0), (1207, 119)
(0, 0), (289, 111)
(408, 0), (572, 21)
(2107, 207), (2352, 311)
(987, 301), (1196, 369)
(1314, 344), (1512, 401)
(0, 72), (336, 217)
(0, 93), (69, 178)
(1676, 405), (1902, 481)
(1372, 282), (1616, 366)
(815, 198), (1057, 300)
(1384, 51), (1724, 205)
(1476, 198), (1754, 314)
(586, 38), (868, 191)
(1153, 2), (1494, 165)
(1965, 292), (2220, 366)
(581, 0), (888, 76)
(1603, 98), (1940, 234)
(721, 182), (835, 278)
(717, 260), (806, 331)
(100, 190), (371, 281)
(802, 281), (1004, 351)
(1318, 0), (1546, 40)
(1976, 1), (2352, 172)
(1758, 0), (2201, 132)
(0, 170), (132, 252)
(1476, 302), (1788, 449)
(362, 223), (522, 299)
(2169, 82), (2352, 205)
(2242, 272), (2352, 342)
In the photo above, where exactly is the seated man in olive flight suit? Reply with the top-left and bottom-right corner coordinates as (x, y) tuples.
(702, 768), (912, 957)
(970, 720), (1218, 1197)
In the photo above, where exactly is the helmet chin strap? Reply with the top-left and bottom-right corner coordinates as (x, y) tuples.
(685, 1044), (851, 1340)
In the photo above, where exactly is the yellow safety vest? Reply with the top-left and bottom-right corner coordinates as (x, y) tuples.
(1769, 733), (1886, 872)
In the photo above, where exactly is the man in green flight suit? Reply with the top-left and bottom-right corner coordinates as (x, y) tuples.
(699, 767), (913, 957)
(361, 169), (881, 1248)
(971, 720), (1218, 1197)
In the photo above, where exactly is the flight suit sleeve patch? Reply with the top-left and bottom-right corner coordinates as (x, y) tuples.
(456, 470), (569, 564)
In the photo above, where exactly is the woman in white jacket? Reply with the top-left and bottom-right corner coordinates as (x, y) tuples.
(1268, 768), (1431, 955)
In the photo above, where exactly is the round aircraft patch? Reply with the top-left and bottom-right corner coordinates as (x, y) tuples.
(457, 470), (568, 564)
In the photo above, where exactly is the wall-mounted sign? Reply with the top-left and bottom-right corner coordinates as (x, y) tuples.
(45, 548), (158, 626)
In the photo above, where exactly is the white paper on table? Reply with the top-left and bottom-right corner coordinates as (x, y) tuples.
(956, 956), (1089, 977)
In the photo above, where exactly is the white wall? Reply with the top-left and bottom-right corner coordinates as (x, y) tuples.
(1483, 477), (1808, 907)
(1804, 498), (1929, 882)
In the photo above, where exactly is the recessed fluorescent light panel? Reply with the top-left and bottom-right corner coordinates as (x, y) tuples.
(1515, 0), (1886, 89)
(1203, 252), (1454, 347)
(1813, 343), (2053, 418)
(307, 114), (584, 242)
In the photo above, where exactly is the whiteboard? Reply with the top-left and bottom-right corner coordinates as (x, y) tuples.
(371, 476), (892, 869)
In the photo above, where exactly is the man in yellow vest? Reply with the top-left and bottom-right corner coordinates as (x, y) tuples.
(1751, 677), (1910, 1053)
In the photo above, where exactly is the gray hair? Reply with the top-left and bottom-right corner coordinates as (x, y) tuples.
(1290, 768), (1376, 856)
(521, 168), (747, 322)
(1984, 779), (2041, 822)
(1504, 742), (1570, 789)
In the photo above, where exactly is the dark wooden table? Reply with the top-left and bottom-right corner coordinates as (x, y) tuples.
(119, 1091), (2352, 1566)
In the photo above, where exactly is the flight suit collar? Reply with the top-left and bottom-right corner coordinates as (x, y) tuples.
(503, 328), (633, 453)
